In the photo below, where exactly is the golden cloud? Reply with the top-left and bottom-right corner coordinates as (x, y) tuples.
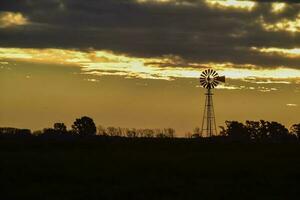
(251, 47), (300, 58)
(286, 103), (298, 107)
(205, 0), (256, 10)
(271, 3), (286, 14)
(1, 47), (300, 82)
(137, 0), (172, 3)
(0, 12), (29, 28)
(260, 15), (300, 33)
(136, 0), (196, 6)
(136, 0), (256, 9)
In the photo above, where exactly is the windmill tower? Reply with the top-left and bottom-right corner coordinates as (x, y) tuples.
(199, 69), (225, 137)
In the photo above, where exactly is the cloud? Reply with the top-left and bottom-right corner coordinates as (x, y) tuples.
(286, 103), (298, 107)
(0, 0), (300, 70)
(1, 47), (300, 82)
(85, 78), (99, 82)
(257, 86), (278, 92)
(214, 84), (243, 90)
(253, 0), (300, 3)
(0, 11), (28, 28)
(244, 78), (292, 84)
(271, 2), (286, 13)
(251, 47), (300, 57)
(205, 0), (256, 10)
(260, 13), (300, 33)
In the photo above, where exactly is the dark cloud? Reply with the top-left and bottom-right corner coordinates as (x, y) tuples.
(253, 0), (300, 3)
(0, 0), (300, 69)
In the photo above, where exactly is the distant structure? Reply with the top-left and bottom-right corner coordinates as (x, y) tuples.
(199, 69), (225, 137)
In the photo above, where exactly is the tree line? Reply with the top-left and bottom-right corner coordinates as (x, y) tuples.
(219, 120), (300, 142)
(1, 116), (300, 142)
(0, 116), (175, 138)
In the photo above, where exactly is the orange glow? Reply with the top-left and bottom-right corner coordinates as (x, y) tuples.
(205, 0), (256, 10)
(271, 3), (286, 14)
(1, 47), (300, 81)
(251, 47), (300, 58)
(260, 15), (300, 33)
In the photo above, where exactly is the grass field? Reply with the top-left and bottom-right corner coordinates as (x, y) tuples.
(0, 138), (299, 199)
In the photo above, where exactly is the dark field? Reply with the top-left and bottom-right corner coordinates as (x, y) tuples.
(1, 138), (300, 200)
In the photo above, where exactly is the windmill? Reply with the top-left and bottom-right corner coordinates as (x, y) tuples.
(199, 69), (225, 137)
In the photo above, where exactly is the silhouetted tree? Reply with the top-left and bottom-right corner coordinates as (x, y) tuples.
(245, 120), (261, 140)
(43, 128), (57, 135)
(155, 129), (165, 138)
(72, 116), (96, 136)
(53, 123), (67, 133)
(267, 121), (290, 142)
(107, 126), (119, 136)
(221, 120), (295, 142)
(164, 128), (175, 138)
(185, 132), (192, 138)
(144, 129), (154, 138)
(219, 126), (226, 136)
(32, 130), (42, 136)
(126, 128), (138, 137)
(251, 120), (291, 142)
(0, 127), (32, 138)
(118, 127), (125, 137)
(15, 129), (31, 137)
(257, 120), (270, 141)
(97, 125), (107, 136)
(67, 130), (77, 135)
(137, 129), (144, 137)
(223, 121), (250, 141)
(290, 123), (300, 139)
(0, 127), (20, 135)
(1, 118), (298, 143)
(192, 127), (201, 138)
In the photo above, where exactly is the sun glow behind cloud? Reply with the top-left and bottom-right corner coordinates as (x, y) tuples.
(136, 0), (197, 6)
(137, 0), (172, 3)
(286, 103), (298, 107)
(271, 3), (286, 14)
(136, 0), (256, 9)
(251, 47), (300, 58)
(260, 14), (300, 33)
(1, 47), (300, 84)
(205, 0), (256, 10)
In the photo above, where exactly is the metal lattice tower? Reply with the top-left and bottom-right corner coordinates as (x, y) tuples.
(201, 88), (217, 137)
(199, 69), (225, 137)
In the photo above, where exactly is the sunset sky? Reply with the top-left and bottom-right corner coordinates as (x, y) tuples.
(1, 0), (300, 135)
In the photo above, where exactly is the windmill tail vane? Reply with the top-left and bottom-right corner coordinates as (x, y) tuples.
(199, 69), (225, 137)
(215, 75), (225, 83)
